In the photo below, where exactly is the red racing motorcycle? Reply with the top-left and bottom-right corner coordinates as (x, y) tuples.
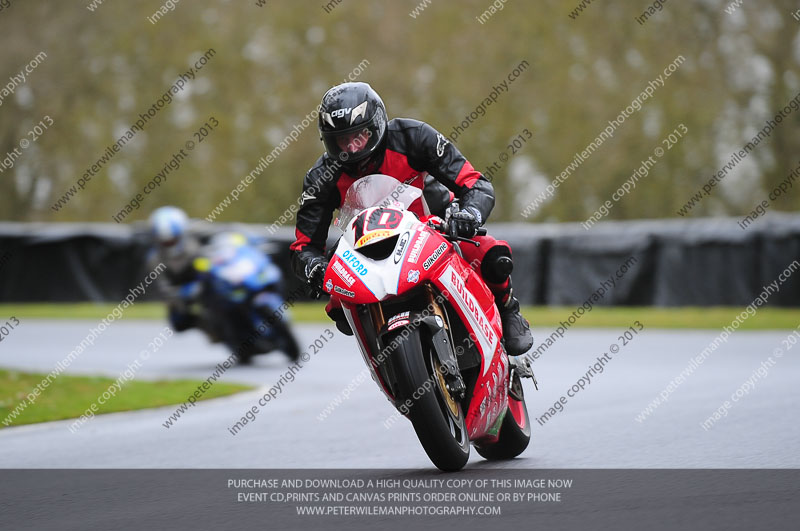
(322, 174), (537, 471)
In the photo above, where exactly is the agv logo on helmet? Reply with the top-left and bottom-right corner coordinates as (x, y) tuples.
(330, 108), (351, 119)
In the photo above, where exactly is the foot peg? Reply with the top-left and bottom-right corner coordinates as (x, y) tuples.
(509, 355), (538, 390)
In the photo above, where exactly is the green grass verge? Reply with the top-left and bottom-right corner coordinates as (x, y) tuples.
(0, 303), (798, 329)
(521, 306), (799, 330)
(0, 368), (252, 428)
(0, 303), (169, 320)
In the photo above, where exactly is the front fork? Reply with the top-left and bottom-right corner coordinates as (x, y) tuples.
(420, 285), (466, 399)
(371, 285), (467, 401)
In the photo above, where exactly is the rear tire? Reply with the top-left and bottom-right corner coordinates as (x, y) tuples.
(387, 329), (470, 472)
(475, 369), (531, 460)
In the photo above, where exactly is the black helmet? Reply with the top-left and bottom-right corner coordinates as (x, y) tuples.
(318, 82), (387, 175)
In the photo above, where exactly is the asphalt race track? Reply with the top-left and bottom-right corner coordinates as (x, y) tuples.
(1, 320), (798, 469)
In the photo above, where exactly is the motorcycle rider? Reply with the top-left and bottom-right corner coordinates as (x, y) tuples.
(147, 206), (203, 332)
(289, 82), (533, 356)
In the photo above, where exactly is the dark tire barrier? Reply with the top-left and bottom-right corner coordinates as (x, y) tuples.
(1, 213), (798, 306)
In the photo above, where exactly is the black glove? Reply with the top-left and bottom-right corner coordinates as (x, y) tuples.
(449, 206), (482, 238)
(304, 256), (328, 298)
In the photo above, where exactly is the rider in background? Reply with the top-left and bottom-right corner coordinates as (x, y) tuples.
(147, 206), (203, 332)
(289, 82), (533, 356)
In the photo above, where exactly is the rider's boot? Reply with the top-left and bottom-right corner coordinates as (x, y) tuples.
(326, 299), (353, 336)
(489, 277), (533, 357)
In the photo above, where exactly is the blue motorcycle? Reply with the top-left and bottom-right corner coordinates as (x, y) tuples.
(188, 232), (301, 363)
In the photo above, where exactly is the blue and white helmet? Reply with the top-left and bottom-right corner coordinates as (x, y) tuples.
(149, 206), (188, 246)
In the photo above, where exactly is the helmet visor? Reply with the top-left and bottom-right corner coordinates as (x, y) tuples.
(321, 113), (385, 164)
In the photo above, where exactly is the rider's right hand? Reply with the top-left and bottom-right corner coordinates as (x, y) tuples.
(449, 206), (482, 238)
(305, 257), (328, 298)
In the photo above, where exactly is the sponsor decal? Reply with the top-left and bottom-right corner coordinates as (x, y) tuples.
(387, 311), (410, 325)
(349, 101), (368, 124)
(332, 261), (356, 287)
(423, 242), (448, 270)
(355, 229), (394, 248)
(330, 107), (352, 119)
(393, 232), (411, 264)
(407, 269), (420, 284)
(436, 133), (450, 157)
(407, 231), (429, 264)
(334, 285), (355, 298)
(342, 250), (368, 276)
(300, 191), (316, 205)
(387, 311), (411, 331)
(388, 320), (409, 331)
(325, 279), (333, 292)
(438, 265), (497, 375)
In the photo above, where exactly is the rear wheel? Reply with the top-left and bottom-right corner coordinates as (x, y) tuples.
(475, 367), (531, 460)
(387, 329), (470, 472)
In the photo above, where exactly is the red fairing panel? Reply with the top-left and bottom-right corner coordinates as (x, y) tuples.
(340, 302), (395, 401)
(396, 227), (450, 293)
(432, 256), (508, 441)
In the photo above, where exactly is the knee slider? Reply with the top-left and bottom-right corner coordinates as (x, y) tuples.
(481, 247), (513, 284)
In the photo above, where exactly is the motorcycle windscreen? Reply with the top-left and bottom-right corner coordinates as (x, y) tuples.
(334, 174), (426, 232)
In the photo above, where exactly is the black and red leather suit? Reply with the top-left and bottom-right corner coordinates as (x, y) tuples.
(290, 118), (514, 307)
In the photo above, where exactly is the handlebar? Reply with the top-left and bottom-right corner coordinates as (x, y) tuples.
(428, 221), (486, 246)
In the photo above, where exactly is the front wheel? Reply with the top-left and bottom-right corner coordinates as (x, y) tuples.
(387, 329), (470, 472)
(475, 367), (531, 460)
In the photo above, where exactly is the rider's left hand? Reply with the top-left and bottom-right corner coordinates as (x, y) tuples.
(305, 256), (328, 299)
(449, 207), (482, 238)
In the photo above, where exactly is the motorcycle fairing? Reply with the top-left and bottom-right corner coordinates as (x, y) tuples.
(325, 210), (421, 304)
(431, 261), (509, 441)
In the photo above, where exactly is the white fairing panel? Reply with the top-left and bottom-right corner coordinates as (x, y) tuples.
(337, 210), (422, 300)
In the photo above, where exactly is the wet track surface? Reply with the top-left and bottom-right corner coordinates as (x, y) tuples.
(1, 320), (798, 469)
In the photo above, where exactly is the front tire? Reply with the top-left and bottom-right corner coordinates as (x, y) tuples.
(387, 329), (470, 472)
